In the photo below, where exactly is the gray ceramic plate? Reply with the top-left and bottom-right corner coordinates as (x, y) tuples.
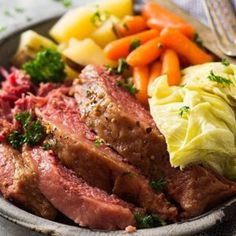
(0, 2), (236, 236)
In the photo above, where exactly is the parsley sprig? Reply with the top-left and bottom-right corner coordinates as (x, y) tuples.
(179, 106), (190, 117)
(207, 70), (232, 85)
(23, 48), (66, 84)
(116, 79), (138, 96)
(221, 58), (230, 66)
(129, 38), (141, 52)
(8, 112), (45, 150)
(94, 137), (104, 147)
(134, 213), (166, 229)
(105, 58), (129, 75)
(149, 176), (166, 192)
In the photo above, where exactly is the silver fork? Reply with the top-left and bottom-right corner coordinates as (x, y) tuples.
(202, 0), (236, 57)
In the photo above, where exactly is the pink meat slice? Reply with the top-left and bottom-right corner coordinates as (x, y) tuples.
(30, 147), (136, 230)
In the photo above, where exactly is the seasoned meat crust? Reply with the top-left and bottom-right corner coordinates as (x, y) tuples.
(74, 64), (236, 218)
(30, 147), (136, 230)
(34, 90), (178, 221)
(0, 143), (56, 219)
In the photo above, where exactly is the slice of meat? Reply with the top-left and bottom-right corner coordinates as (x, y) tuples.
(73, 65), (166, 178)
(0, 143), (56, 219)
(30, 147), (136, 230)
(73, 64), (236, 218)
(34, 91), (178, 221)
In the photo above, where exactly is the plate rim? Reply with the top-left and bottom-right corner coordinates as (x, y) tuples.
(0, 3), (235, 236)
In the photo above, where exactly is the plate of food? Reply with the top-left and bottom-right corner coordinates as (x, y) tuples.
(0, 0), (235, 235)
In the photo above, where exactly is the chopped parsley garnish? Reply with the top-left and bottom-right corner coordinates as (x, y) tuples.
(134, 213), (166, 229)
(221, 58), (230, 66)
(129, 38), (141, 52)
(91, 7), (109, 27)
(194, 33), (203, 48)
(3, 10), (12, 17)
(8, 131), (25, 150)
(0, 26), (6, 33)
(149, 176), (166, 192)
(23, 48), (66, 84)
(105, 58), (129, 75)
(207, 70), (232, 85)
(116, 79), (138, 96)
(116, 58), (129, 75)
(55, 0), (72, 8)
(179, 106), (190, 117)
(8, 112), (46, 150)
(94, 137), (104, 147)
(14, 7), (25, 13)
(123, 23), (129, 30)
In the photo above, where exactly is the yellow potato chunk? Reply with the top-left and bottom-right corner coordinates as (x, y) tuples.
(49, 0), (133, 43)
(62, 38), (107, 66)
(12, 30), (56, 67)
(98, 0), (133, 19)
(90, 16), (119, 48)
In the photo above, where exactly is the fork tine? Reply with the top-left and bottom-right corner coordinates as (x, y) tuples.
(213, 0), (236, 43)
(203, 0), (236, 56)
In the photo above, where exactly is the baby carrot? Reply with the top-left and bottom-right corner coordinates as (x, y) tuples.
(160, 28), (213, 65)
(142, 2), (195, 39)
(114, 15), (147, 37)
(133, 66), (149, 105)
(161, 49), (181, 86)
(148, 61), (162, 90)
(126, 37), (163, 66)
(104, 29), (160, 60)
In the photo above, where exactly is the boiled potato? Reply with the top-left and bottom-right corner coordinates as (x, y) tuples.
(50, 7), (97, 43)
(62, 38), (107, 66)
(49, 0), (133, 43)
(12, 30), (56, 67)
(90, 16), (119, 48)
(98, 0), (133, 19)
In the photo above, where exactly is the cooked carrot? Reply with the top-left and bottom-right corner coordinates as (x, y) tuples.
(104, 29), (160, 60)
(114, 15), (147, 37)
(148, 61), (162, 90)
(126, 37), (163, 66)
(160, 28), (213, 65)
(133, 66), (149, 105)
(161, 49), (181, 86)
(142, 2), (195, 39)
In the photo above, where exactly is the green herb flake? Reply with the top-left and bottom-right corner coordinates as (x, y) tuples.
(207, 70), (232, 85)
(14, 7), (25, 13)
(149, 176), (166, 192)
(3, 10), (12, 17)
(23, 48), (66, 84)
(179, 106), (190, 117)
(117, 58), (129, 75)
(55, 0), (72, 8)
(194, 33), (203, 48)
(8, 131), (25, 150)
(0, 26), (7, 33)
(123, 22), (129, 30)
(129, 38), (141, 52)
(15, 111), (31, 129)
(221, 58), (230, 66)
(8, 112), (46, 150)
(91, 7), (109, 27)
(94, 137), (104, 147)
(116, 80), (138, 96)
(134, 213), (166, 229)
(105, 59), (129, 76)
